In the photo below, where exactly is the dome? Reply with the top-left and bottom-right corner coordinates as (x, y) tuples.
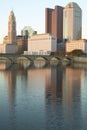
(65, 2), (81, 9)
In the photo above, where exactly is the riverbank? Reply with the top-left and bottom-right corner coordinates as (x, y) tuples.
(73, 56), (87, 63)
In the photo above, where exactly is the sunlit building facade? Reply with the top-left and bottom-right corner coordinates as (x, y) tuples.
(45, 6), (63, 42)
(2, 11), (30, 53)
(28, 33), (57, 55)
(8, 11), (16, 44)
(63, 2), (82, 41)
(66, 39), (87, 53)
(0, 11), (18, 53)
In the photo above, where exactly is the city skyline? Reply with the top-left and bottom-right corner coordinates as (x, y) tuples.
(0, 0), (87, 43)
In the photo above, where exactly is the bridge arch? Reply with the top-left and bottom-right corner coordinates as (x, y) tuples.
(35, 56), (49, 61)
(65, 56), (72, 60)
(14, 55), (33, 63)
(0, 56), (13, 63)
(50, 56), (61, 61)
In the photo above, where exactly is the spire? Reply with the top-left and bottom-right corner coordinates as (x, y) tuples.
(9, 10), (16, 22)
(10, 10), (14, 15)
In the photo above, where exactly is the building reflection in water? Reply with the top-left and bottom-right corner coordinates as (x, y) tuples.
(0, 63), (11, 70)
(44, 66), (63, 130)
(1, 63), (28, 130)
(80, 69), (87, 127)
(62, 67), (84, 129)
(4, 70), (16, 108)
(4, 64), (27, 108)
(27, 68), (52, 130)
(44, 66), (84, 130)
(27, 68), (51, 91)
(63, 67), (82, 105)
(1, 66), (17, 130)
(1, 63), (87, 130)
(27, 67), (63, 130)
(27, 66), (64, 130)
(0, 63), (16, 105)
(27, 66), (63, 101)
(45, 66), (63, 102)
(0, 63), (6, 70)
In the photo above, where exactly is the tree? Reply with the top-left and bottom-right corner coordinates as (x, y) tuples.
(71, 49), (83, 56)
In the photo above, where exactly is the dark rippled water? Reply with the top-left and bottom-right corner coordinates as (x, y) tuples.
(0, 63), (87, 130)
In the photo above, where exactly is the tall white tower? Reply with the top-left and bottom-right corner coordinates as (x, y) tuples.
(8, 10), (16, 44)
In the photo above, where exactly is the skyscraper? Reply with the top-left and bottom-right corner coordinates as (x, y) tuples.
(63, 2), (82, 41)
(2, 10), (18, 53)
(8, 10), (16, 44)
(45, 6), (63, 43)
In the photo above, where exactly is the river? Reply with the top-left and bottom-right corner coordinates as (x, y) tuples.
(0, 62), (87, 130)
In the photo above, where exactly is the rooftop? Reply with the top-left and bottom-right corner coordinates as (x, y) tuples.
(65, 2), (81, 9)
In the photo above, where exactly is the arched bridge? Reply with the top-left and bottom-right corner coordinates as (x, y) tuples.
(0, 53), (72, 64)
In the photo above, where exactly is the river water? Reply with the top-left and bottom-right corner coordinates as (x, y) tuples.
(0, 62), (87, 130)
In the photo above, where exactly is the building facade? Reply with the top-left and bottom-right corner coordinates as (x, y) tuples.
(5, 44), (18, 53)
(27, 33), (57, 55)
(2, 11), (29, 53)
(0, 43), (18, 53)
(45, 6), (63, 42)
(0, 11), (18, 53)
(16, 35), (28, 52)
(8, 10), (16, 44)
(66, 39), (87, 53)
(63, 2), (82, 41)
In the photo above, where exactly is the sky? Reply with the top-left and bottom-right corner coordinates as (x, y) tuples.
(0, 0), (87, 43)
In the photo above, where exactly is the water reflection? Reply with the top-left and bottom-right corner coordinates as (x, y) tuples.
(34, 60), (47, 68)
(62, 68), (82, 129)
(0, 63), (87, 130)
(45, 66), (63, 101)
(0, 63), (12, 70)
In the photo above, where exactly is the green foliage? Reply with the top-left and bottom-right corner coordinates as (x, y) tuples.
(51, 51), (64, 56)
(67, 49), (83, 56)
(16, 50), (23, 54)
(72, 50), (83, 56)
